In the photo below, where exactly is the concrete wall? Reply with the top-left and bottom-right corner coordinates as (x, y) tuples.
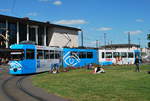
(48, 27), (78, 48)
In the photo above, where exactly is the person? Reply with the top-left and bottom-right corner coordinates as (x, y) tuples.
(50, 63), (59, 74)
(134, 56), (140, 72)
(94, 67), (105, 74)
(87, 63), (92, 69)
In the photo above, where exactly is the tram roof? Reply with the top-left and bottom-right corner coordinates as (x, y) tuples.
(100, 44), (140, 49)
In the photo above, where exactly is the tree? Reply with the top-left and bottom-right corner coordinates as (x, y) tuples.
(147, 34), (150, 48)
(147, 34), (150, 40)
(148, 42), (150, 48)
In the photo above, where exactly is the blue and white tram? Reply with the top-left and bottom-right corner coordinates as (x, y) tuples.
(63, 48), (98, 68)
(98, 49), (141, 65)
(9, 44), (62, 74)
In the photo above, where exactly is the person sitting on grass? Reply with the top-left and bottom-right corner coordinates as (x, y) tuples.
(94, 66), (105, 74)
(50, 63), (59, 74)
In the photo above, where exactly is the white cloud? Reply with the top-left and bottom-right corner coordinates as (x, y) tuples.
(97, 27), (112, 31)
(124, 30), (143, 35)
(55, 19), (87, 25)
(38, 0), (50, 2)
(0, 9), (10, 12)
(136, 19), (144, 22)
(53, 1), (62, 5)
(27, 12), (38, 16)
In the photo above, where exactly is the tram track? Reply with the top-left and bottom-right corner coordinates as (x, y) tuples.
(1, 75), (46, 101)
(16, 76), (46, 101)
(2, 76), (16, 101)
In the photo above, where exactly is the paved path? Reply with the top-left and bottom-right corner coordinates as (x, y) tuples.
(0, 65), (71, 101)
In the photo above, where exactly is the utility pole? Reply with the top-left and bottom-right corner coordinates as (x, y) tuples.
(128, 32), (131, 50)
(96, 40), (98, 48)
(81, 30), (84, 47)
(104, 33), (106, 49)
(138, 38), (141, 48)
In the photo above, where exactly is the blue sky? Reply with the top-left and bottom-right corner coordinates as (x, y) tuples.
(0, 0), (150, 47)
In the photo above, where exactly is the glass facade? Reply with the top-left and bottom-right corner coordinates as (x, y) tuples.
(0, 21), (6, 48)
(29, 27), (36, 42)
(19, 23), (27, 42)
(38, 26), (44, 45)
(0, 20), (49, 48)
(8, 22), (17, 45)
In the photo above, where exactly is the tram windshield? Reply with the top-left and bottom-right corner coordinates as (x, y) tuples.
(10, 49), (24, 61)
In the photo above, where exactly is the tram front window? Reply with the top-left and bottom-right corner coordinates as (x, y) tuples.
(10, 49), (24, 61)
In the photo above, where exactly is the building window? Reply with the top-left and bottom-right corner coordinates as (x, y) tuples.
(8, 22), (17, 45)
(19, 23), (27, 42)
(38, 26), (44, 45)
(29, 27), (36, 42)
(0, 21), (6, 48)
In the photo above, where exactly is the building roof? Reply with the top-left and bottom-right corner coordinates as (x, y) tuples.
(0, 14), (81, 31)
(100, 44), (140, 48)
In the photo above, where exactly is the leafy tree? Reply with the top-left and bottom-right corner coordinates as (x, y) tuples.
(148, 42), (150, 48)
(147, 34), (150, 40)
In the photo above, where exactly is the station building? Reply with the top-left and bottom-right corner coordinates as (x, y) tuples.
(0, 14), (81, 49)
(100, 44), (140, 50)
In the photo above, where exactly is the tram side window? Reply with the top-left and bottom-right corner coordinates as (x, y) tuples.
(102, 52), (105, 58)
(106, 52), (112, 58)
(128, 52), (134, 58)
(50, 50), (55, 59)
(87, 52), (93, 58)
(113, 52), (120, 58)
(55, 51), (61, 59)
(26, 49), (35, 59)
(44, 50), (49, 59)
(70, 51), (79, 58)
(37, 50), (44, 59)
(121, 52), (127, 58)
(79, 52), (87, 58)
(70, 51), (77, 56)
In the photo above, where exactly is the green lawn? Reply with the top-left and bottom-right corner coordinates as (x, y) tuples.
(32, 65), (150, 101)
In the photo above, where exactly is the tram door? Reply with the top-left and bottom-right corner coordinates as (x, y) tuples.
(24, 49), (36, 73)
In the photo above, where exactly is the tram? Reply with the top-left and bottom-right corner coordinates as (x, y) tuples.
(9, 44), (62, 74)
(8, 43), (141, 75)
(98, 49), (141, 65)
(63, 48), (98, 68)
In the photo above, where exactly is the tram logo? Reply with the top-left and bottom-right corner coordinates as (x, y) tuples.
(9, 61), (22, 70)
(63, 51), (80, 66)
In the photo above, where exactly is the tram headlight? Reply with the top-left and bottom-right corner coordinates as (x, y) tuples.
(18, 67), (21, 70)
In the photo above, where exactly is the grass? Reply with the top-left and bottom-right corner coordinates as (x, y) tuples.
(32, 65), (150, 101)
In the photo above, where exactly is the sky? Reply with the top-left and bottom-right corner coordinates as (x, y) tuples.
(0, 0), (150, 48)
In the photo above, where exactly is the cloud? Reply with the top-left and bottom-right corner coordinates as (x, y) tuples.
(136, 19), (144, 22)
(97, 27), (112, 31)
(124, 30), (143, 35)
(27, 12), (38, 16)
(53, 1), (62, 5)
(38, 0), (50, 2)
(0, 9), (10, 12)
(55, 19), (87, 25)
